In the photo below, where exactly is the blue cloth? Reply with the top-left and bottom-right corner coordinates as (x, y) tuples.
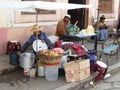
(21, 32), (52, 52)
(97, 29), (108, 41)
(103, 44), (119, 54)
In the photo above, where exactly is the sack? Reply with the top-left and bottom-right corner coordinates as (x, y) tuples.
(71, 44), (87, 57)
(54, 40), (63, 48)
(66, 24), (80, 35)
(48, 36), (59, 44)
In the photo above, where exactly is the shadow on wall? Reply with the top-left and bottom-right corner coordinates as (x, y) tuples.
(43, 25), (56, 36)
(0, 28), (8, 55)
(0, 24), (57, 55)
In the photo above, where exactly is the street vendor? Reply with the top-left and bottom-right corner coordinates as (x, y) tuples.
(55, 14), (71, 39)
(93, 15), (109, 41)
(19, 24), (52, 53)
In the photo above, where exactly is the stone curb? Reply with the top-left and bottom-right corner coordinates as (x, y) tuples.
(53, 62), (120, 90)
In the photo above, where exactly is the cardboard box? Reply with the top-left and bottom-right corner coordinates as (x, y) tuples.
(64, 59), (90, 82)
(79, 59), (90, 81)
(64, 61), (80, 82)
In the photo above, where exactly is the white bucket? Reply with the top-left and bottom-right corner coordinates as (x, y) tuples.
(38, 64), (45, 77)
(45, 63), (59, 81)
(59, 55), (67, 68)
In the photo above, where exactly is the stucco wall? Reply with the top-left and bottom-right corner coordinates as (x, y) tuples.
(7, 24), (56, 46)
(0, 0), (64, 55)
(0, 0), (11, 27)
(0, 28), (8, 54)
(0, 0), (120, 55)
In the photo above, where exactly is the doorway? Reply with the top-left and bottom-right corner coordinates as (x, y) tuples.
(68, 0), (87, 29)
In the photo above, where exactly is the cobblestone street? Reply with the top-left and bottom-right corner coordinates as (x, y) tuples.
(89, 69), (120, 90)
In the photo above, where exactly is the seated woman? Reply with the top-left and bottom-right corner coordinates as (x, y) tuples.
(20, 24), (52, 53)
(93, 15), (109, 41)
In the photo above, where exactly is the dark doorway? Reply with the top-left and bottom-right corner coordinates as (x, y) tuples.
(68, 0), (87, 29)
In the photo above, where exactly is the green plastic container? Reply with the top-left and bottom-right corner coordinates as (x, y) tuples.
(9, 52), (19, 65)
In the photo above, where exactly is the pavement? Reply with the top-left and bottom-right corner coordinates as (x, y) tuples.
(0, 55), (18, 75)
(0, 40), (120, 90)
(89, 69), (120, 90)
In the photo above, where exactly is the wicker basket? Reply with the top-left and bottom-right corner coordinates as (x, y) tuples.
(38, 54), (62, 64)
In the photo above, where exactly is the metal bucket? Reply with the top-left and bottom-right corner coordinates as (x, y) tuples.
(19, 52), (35, 69)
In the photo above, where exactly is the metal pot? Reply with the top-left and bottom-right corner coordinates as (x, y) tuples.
(19, 52), (35, 69)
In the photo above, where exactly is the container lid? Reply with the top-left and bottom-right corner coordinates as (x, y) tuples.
(96, 61), (107, 68)
(32, 40), (48, 52)
(10, 40), (18, 43)
(20, 52), (35, 58)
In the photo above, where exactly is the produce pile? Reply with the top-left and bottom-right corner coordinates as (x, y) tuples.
(79, 25), (95, 35)
(37, 48), (64, 64)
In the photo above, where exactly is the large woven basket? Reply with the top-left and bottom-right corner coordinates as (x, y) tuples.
(38, 54), (62, 64)
(37, 49), (63, 64)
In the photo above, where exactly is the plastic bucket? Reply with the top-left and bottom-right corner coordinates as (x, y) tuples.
(89, 55), (97, 66)
(37, 64), (45, 77)
(9, 52), (19, 65)
(45, 63), (59, 81)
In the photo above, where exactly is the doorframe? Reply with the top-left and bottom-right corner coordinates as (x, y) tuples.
(67, 0), (88, 29)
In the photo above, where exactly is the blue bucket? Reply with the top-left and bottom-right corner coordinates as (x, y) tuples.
(87, 50), (97, 66)
(9, 52), (19, 65)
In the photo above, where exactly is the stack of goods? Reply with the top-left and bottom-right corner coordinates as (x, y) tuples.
(66, 22), (80, 35)
(64, 59), (90, 82)
(79, 25), (95, 35)
(37, 48), (64, 64)
(37, 48), (64, 81)
(62, 43), (87, 58)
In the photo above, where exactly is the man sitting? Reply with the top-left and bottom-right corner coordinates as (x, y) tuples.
(55, 14), (71, 39)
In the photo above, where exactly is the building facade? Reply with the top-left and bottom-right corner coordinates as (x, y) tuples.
(0, 0), (119, 54)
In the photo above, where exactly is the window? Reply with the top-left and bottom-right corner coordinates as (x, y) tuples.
(98, 0), (113, 13)
(21, 0), (56, 14)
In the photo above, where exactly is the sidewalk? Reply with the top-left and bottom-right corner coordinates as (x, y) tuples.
(0, 40), (120, 90)
(0, 55), (18, 75)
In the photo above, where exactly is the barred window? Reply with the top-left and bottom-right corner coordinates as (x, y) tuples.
(98, 0), (113, 13)
(21, 0), (56, 14)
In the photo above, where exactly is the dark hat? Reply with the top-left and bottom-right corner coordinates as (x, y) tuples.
(100, 15), (106, 20)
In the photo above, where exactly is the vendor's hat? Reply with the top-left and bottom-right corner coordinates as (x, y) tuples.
(65, 14), (71, 19)
(100, 15), (106, 20)
(31, 24), (42, 32)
